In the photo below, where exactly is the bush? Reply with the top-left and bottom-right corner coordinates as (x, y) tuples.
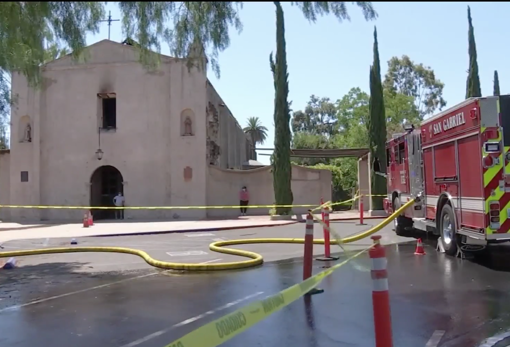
(309, 160), (358, 211)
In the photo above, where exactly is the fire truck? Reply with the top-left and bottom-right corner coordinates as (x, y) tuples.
(383, 95), (510, 256)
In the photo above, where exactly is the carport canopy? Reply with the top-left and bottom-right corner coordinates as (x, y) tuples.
(256, 148), (369, 158)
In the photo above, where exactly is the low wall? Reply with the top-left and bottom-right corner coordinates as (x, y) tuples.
(206, 165), (332, 218)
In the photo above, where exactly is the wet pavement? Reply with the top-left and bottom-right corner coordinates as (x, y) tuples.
(2, 223), (510, 346)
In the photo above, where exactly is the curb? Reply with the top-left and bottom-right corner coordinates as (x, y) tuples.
(91, 216), (388, 238)
(91, 221), (299, 238)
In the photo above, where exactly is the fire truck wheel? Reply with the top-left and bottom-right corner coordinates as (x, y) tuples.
(439, 204), (459, 256)
(393, 198), (413, 236)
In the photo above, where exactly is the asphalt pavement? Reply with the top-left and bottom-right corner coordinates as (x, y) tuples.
(1, 221), (510, 347)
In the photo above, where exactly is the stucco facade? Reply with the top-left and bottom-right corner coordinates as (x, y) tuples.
(0, 40), (256, 222)
(206, 165), (332, 218)
(0, 40), (331, 222)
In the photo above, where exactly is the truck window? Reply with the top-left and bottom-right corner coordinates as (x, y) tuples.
(386, 148), (390, 167)
(394, 145), (400, 164)
(500, 95), (510, 146)
(398, 142), (405, 164)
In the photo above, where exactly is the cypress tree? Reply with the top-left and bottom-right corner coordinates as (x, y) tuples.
(494, 70), (500, 96)
(367, 27), (387, 210)
(466, 6), (482, 98)
(271, 2), (293, 215)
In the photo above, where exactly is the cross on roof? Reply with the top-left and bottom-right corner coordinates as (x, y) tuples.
(100, 11), (120, 40)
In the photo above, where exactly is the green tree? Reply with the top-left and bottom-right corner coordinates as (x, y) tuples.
(291, 86), (419, 204)
(243, 117), (268, 145)
(0, 1), (377, 212)
(292, 132), (334, 166)
(0, 2), (105, 104)
(336, 87), (370, 134)
(367, 26), (386, 210)
(0, 2), (245, 120)
(270, 2), (293, 215)
(384, 89), (420, 137)
(119, 2), (377, 77)
(269, 2), (376, 214)
(494, 70), (500, 96)
(44, 45), (70, 63)
(383, 55), (446, 117)
(0, 2), (106, 150)
(291, 95), (338, 135)
(466, 5), (481, 98)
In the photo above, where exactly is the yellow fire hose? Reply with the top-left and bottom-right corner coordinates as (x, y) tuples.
(0, 200), (414, 272)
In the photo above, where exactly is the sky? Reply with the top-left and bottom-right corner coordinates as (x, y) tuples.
(87, 2), (508, 164)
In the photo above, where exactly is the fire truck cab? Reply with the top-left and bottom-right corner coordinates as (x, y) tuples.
(384, 95), (510, 256)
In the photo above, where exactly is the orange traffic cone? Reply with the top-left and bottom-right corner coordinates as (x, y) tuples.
(414, 238), (426, 255)
(88, 211), (93, 226)
(83, 213), (89, 228)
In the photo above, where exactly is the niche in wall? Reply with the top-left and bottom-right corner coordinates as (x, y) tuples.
(180, 109), (195, 136)
(18, 115), (32, 143)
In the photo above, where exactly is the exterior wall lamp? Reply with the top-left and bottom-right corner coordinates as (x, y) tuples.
(95, 148), (104, 160)
(96, 127), (103, 160)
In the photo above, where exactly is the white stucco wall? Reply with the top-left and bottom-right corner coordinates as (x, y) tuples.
(5, 40), (208, 221)
(1, 40), (297, 222)
(0, 150), (10, 221)
(206, 165), (332, 218)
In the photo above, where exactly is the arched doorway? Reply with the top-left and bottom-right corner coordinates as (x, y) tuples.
(90, 165), (124, 220)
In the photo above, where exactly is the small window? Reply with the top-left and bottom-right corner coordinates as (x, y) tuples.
(386, 148), (391, 167)
(20, 171), (29, 182)
(98, 92), (117, 129)
(394, 145), (400, 164)
(398, 142), (405, 164)
(102, 98), (116, 129)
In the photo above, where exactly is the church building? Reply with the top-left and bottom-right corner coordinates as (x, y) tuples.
(0, 39), (256, 221)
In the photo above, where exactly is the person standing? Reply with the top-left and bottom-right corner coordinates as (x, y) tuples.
(113, 192), (125, 220)
(239, 186), (250, 216)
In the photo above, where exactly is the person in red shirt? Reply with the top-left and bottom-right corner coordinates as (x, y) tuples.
(239, 186), (250, 216)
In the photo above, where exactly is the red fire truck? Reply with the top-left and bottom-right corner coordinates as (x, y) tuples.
(383, 95), (510, 256)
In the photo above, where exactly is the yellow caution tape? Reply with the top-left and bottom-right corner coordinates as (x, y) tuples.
(0, 204), (319, 210)
(162, 246), (371, 347)
(159, 199), (413, 347)
(310, 200), (332, 212)
(314, 198), (414, 245)
(328, 196), (359, 207)
(0, 199), (413, 347)
(0, 199), (413, 272)
(0, 195), (386, 210)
